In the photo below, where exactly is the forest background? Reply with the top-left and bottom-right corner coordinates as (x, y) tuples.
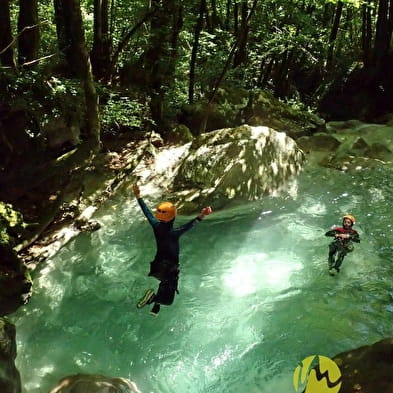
(0, 0), (392, 315)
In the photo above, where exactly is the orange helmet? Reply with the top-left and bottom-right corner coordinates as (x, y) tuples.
(343, 214), (355, 225)
(155, 201), (177, 222)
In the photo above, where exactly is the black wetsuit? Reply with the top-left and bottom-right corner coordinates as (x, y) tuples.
(325, 226), (360, 271)
(137, 198), (201, 305)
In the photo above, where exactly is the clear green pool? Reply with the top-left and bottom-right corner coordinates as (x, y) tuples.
(11, 165), (393, 393)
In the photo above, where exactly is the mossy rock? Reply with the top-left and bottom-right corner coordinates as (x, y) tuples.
(0, 318), (22, 393)
(0, 203), (25, 247)
(167, 124), (194, 144)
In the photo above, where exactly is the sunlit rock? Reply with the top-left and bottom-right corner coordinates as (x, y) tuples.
(172, 124), (304, 211)
(0, 318), (21, 393)
(48, 374), (142, 393)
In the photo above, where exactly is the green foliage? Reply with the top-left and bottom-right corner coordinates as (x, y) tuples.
(0, 202), (24, 247)
(100, 92), (146, 133)
(0, 70), (83, 139)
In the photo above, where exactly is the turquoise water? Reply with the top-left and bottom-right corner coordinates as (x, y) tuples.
(11, 165), (393, 393)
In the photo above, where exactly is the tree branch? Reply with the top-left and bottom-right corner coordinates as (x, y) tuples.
(0, 20), (48, 56)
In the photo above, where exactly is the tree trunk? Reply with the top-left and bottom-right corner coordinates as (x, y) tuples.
(260, 58), (274, 88)
(0, 0), (15, 68)
(322, 2), (335, 27)
(225, 0), (231, 30)
(274, 49), (290, 97)
(109, 8), (157, 81)
(90, 0), (112, 81)
(256, 57), (266, 86)
(204, 0), (213, 33)
(362, 0), (373, 67)
(54, 0), (100, 152)
(373, 0), (391, 70)
(200, 0), (258, 133)
(189, 0), (206, 104)
(233, 0), (249, 67)
(141, 0), (182, 135)
(234, 1), (239, 36)
(210, 0), (222, 29)
(17, 0), (39, 67)
(326, 0), (343, 70)
(389, 0), (393, 38)
(344, 6), (354, 45)
(54, 0), (71, 69)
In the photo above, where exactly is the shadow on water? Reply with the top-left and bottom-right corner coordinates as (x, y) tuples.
(10, 165), (393, 393)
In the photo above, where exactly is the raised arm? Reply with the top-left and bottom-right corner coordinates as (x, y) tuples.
(174, 206), (213, 236)
(133, 184), (159, 227)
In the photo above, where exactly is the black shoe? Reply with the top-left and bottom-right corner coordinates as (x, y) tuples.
(150, 303), (160, 316)
(137, 289), (155, 308)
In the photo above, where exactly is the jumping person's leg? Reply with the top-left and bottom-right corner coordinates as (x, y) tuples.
(154, 274), (178, 304)
(150, 272), (179, 315)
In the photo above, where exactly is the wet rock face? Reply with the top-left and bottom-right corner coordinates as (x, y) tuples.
(48, 374), (142, 393)
(0, 245), (32, 317)
(0, 318), (21, 393)
(333, 337), (393, 393)
(173, 125), (305, 211)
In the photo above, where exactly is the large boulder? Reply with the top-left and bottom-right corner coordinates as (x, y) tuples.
(332, 337), (393, 393)
(0, 318), (21, 393)
(171, 124), (304, 211)
(48, 374), (142, 393)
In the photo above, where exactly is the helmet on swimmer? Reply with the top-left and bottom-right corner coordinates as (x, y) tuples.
(343, 214), (355, 225)
(155, 201), (177, 222)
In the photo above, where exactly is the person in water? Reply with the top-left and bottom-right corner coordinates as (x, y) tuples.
(325, 214), (360, 275)
(132, 184), (213, 316)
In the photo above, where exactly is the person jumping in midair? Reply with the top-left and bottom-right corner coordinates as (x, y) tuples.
(133, 184), (213, 316)
(325, 214), (360, 275)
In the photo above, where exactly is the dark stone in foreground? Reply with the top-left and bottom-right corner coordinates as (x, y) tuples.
(333, 337), (393, 393)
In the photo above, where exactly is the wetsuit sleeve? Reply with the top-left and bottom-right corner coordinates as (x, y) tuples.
(349, 231), (360, 243)
(325, 229), (337, 237)
(173, 217), (201, 237)
(137, 198), (159, 227)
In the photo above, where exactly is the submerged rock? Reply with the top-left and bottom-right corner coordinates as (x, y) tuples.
(48, 374), (142, 393)
(0, 318), (21, 393)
